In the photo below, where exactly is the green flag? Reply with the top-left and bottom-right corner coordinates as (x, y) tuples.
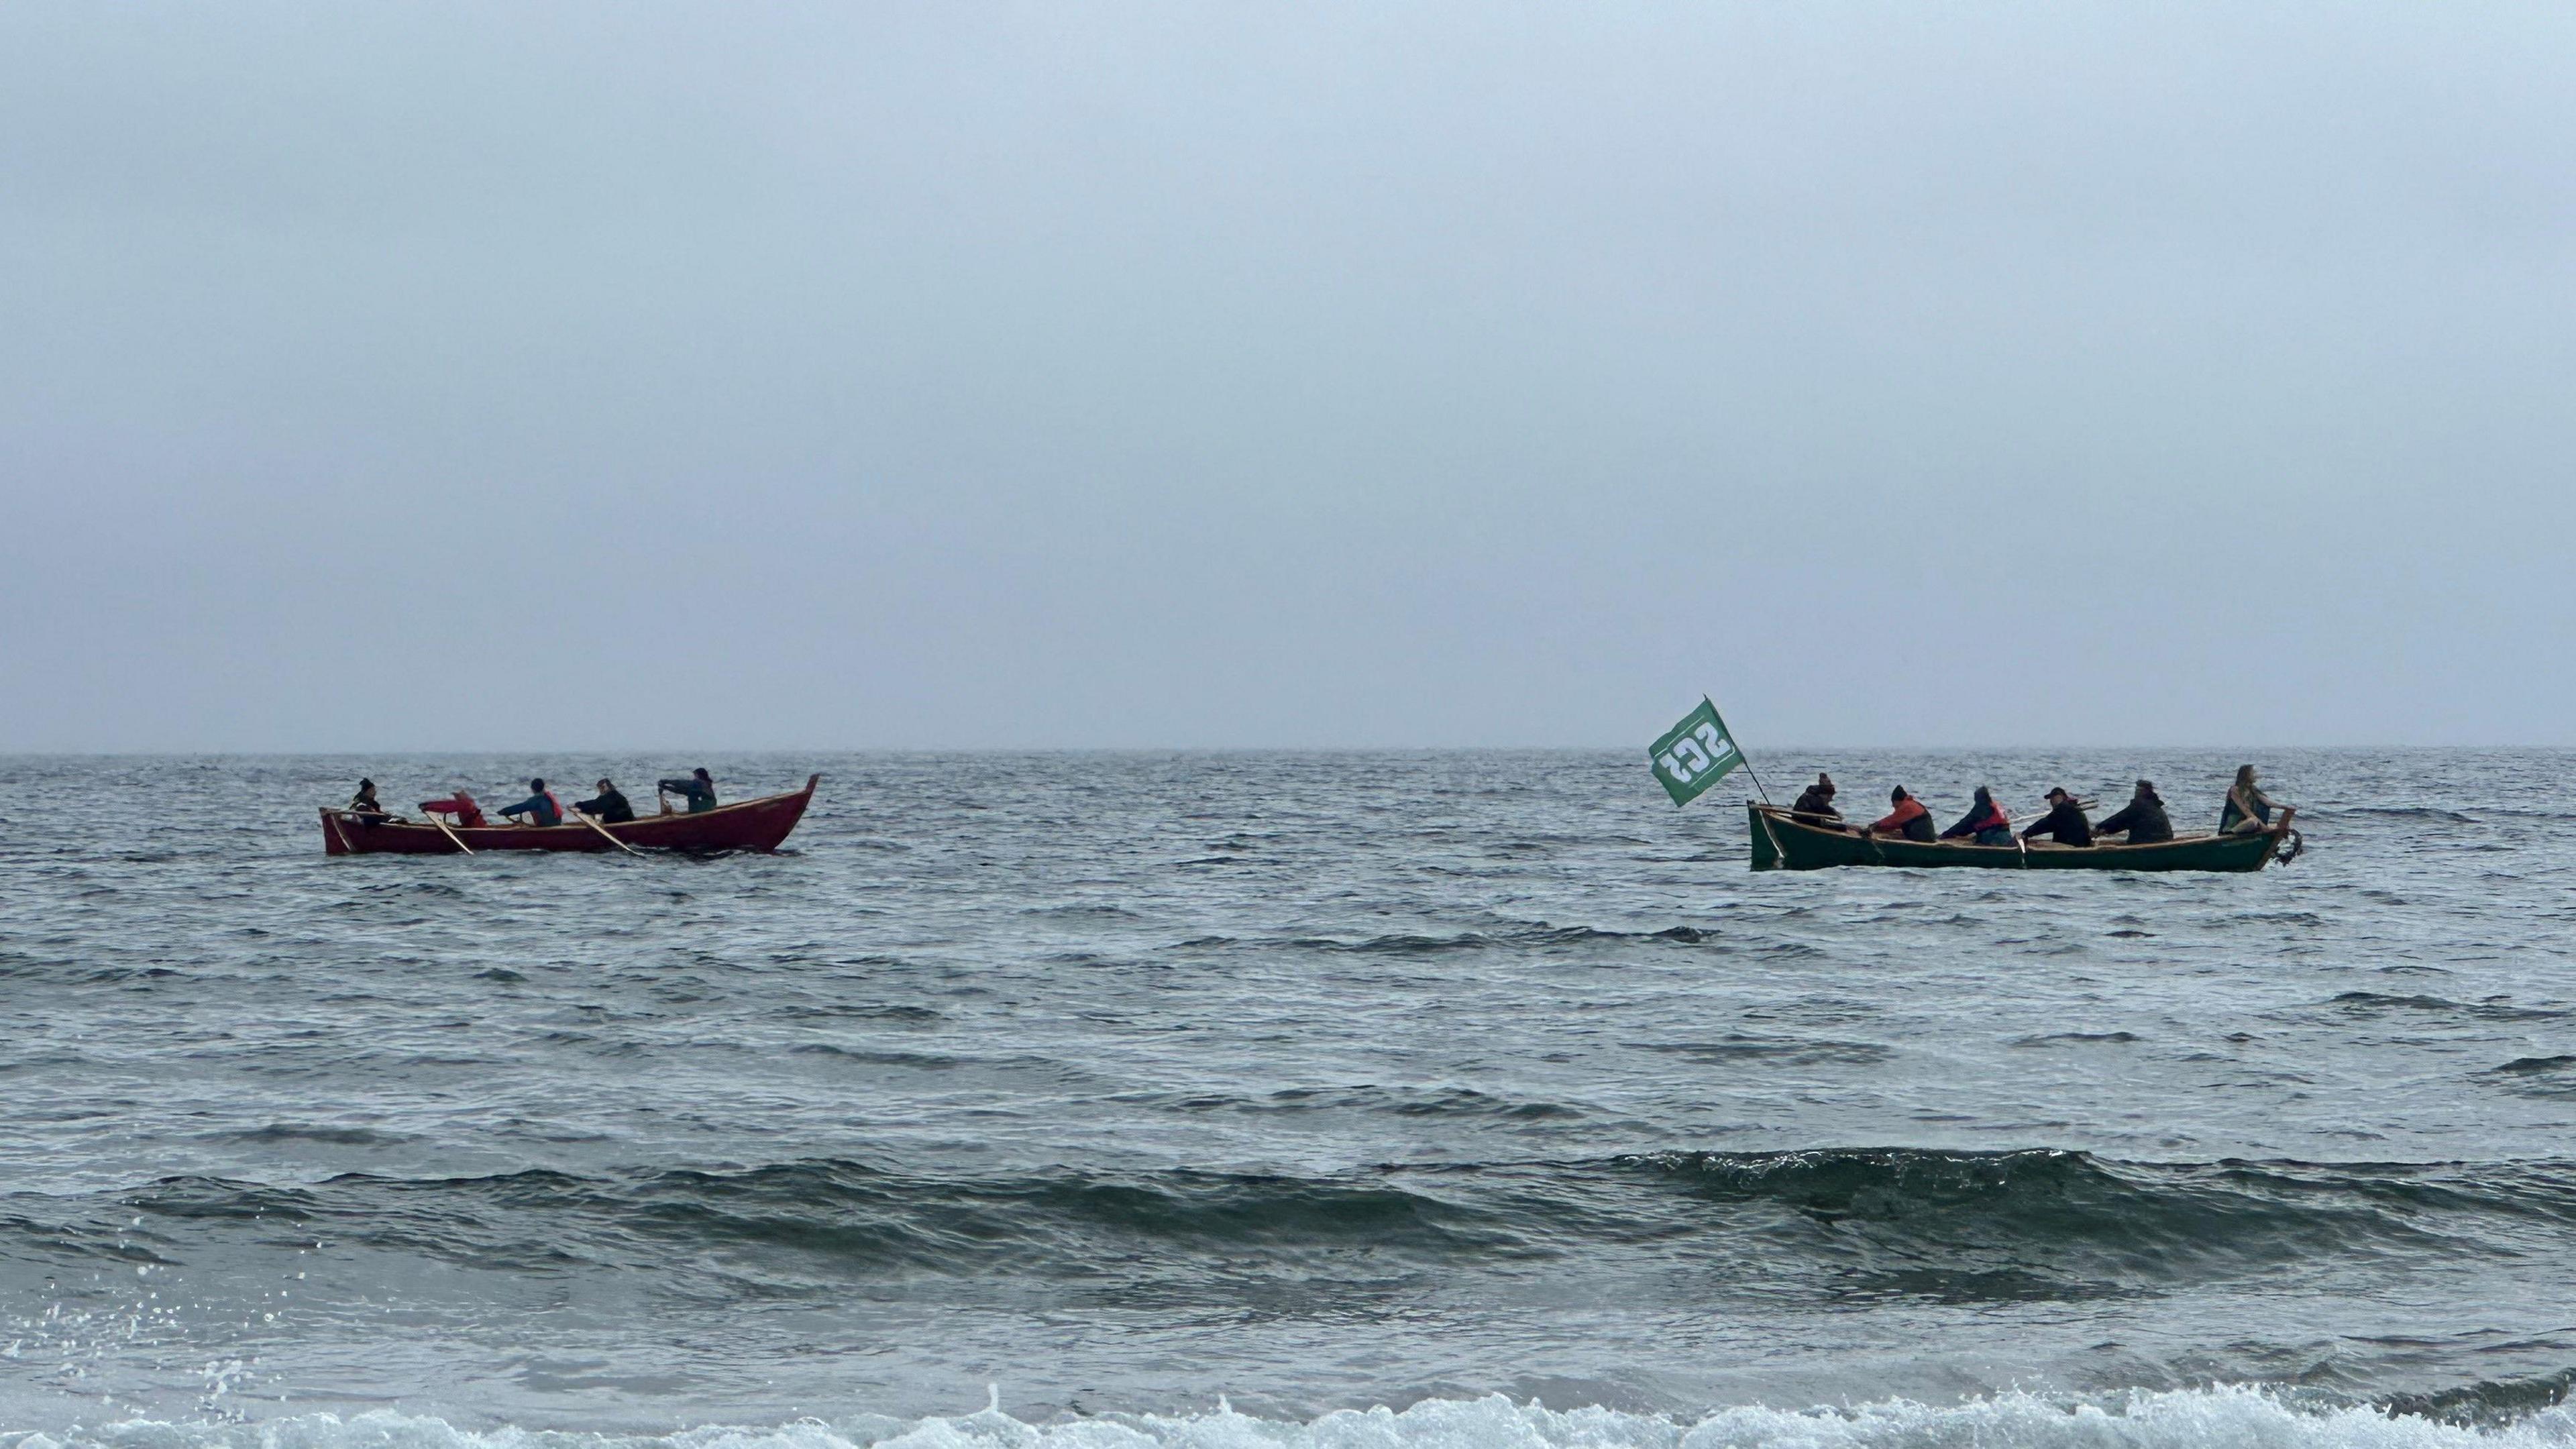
(1649, 697), (1746, 806)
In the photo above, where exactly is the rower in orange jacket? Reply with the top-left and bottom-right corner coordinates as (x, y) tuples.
(1865, 786), (1937, 842)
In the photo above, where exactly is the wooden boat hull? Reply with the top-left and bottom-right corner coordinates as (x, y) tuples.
(322, 775), (820, 855)
(1748, 803), (2289, 872)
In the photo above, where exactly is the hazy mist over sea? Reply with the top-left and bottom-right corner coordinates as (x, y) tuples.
(3, 3), (2572, 751)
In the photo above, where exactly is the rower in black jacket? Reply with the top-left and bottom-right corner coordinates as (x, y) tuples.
(2022, 788), (2094, 847)
(2094, 781), (2173, 843)
(1790, 773), (1841, 825)
(575, 779), (635, 823)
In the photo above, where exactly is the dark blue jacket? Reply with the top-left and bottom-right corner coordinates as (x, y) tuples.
(1941, 798), (2009, 840)
(502, 791), (562, 826)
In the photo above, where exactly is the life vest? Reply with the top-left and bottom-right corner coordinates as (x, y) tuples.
(541, 790), (564, 824)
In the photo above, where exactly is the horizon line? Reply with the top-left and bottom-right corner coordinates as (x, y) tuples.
(3, 742), (2569, 759)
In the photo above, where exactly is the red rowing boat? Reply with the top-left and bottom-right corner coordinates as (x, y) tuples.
(320, 775), (821, 855)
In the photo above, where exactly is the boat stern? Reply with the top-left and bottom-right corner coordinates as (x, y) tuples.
(1748, 804), (1782, 870)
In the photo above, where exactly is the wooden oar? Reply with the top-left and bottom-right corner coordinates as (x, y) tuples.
(419, 810), (475, 855)
(570, 806), (643, 858)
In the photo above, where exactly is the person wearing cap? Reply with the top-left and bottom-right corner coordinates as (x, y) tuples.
(2021, 787), (2094, 847)
(658, 767), (718, 814)
(1790, 772), (1842, 825)
(574, 778), (635, 824)
(1940, 786), (2015, 845)
(500, 777), (564, 827)
(2096, 780), (2174, 843)
(1864, 786), (1937, 842)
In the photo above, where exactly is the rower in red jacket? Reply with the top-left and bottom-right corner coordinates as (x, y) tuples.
(1865, 786), (1937, 841)
(1941, 787), (2015, 845)
(419, 790), (488, 828)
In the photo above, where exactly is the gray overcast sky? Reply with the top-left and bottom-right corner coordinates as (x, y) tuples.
(3, 3), (2570, 751)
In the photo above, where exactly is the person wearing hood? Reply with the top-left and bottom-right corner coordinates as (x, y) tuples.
(2096, 780), (2174, 843)
(2021, 787), (2094, 847)
(1790, 773), (1841, 825)
(500, 777), (564, 827)
(1864, 786), (1937, 842)
(1941, 787), (2015, 845)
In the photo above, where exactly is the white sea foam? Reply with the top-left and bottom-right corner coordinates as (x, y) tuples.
(13, 1389), (2576, 1449)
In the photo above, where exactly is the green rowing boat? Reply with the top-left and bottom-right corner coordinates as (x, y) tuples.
(1747, 804), (2299, 873)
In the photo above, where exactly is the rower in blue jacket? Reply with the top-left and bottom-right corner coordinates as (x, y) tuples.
(500, 778), (564, 826)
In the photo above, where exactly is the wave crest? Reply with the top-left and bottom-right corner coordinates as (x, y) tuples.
(23, 1385), (2576, 1449)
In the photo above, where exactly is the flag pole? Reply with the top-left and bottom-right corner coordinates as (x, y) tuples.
(1713, 699), (1776, 805)
(1716, 700), (1791, 870)
(1741, 757), (1776, 806)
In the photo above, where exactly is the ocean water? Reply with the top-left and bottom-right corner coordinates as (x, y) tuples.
(4, 749), (2575, 1449)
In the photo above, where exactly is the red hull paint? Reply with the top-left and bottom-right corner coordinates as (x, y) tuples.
(322, 775), (820, 855)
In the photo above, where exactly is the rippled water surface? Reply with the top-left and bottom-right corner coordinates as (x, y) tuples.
(4, 749), (2574, 1441)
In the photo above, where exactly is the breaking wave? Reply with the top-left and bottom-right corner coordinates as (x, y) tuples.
(17, 1385), (2576, 1449)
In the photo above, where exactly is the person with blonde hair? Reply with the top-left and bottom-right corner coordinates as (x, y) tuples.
(2220, 765), (2290, 834)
